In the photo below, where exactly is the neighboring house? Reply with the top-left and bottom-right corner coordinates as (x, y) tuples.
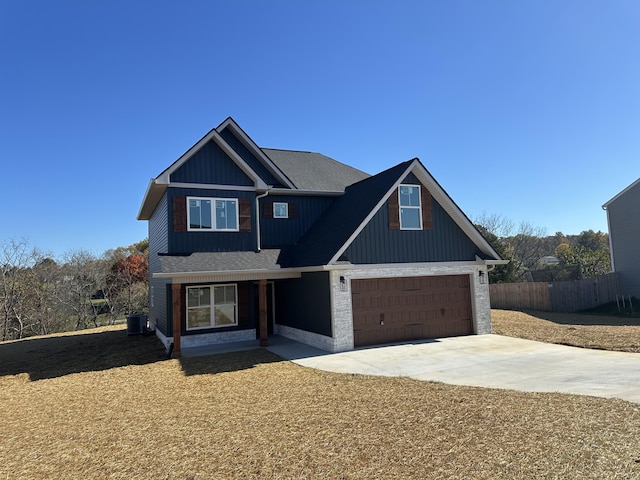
(137, 117), (504, 357)
(603, 178), (640, 299)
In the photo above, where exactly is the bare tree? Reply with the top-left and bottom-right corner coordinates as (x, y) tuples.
(55, 251), (104, 330)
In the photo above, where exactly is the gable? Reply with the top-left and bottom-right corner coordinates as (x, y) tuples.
(218, 127), (285, 187)
(170, 138), (254, 186)
(344, 190), (482, 264)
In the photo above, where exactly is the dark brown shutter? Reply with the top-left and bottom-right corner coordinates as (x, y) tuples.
(263, 201), (273, 218)
(388, 189), (400, 230)
(173, 196), (187, 232)
(239, 198), (252, 232)
(421, 187), (432, 230)
(289, 202), (298, 219)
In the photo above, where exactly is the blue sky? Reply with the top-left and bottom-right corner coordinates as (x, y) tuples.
(1, 1), (639, 258)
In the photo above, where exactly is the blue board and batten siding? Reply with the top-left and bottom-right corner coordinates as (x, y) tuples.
(260, 195), (335, 248)
(344, 195), (482, 264)
(608, 182), (640, 298)
(275, 272), (332, 337)
(170, 139), (254, 186)
(168, 187), (258, 253)
(148, 193), (170, 336)
(218, 128), (283, 187)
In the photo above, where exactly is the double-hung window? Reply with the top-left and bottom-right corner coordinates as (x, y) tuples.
(187, 197), (238, 231)
(186, 284), (237, 330)
(398, 185), (422, 230)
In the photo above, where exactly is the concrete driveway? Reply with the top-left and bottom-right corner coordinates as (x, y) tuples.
(267, 334), (640, 404)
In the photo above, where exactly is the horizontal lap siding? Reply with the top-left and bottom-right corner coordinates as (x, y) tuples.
(149, 193), (169, 335)
(607, 183), (640, 298)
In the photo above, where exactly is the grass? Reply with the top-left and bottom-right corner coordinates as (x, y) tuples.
(0, 316), (639, 479)
(492, 309), (640, 353)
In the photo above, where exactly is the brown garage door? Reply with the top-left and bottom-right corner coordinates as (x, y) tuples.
(351, 275), (473, 348)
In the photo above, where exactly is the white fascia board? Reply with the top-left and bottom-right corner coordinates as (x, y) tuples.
(602, 177), (640, 208)
(267, 188), (343, 197)
(217, 117), (296, 189)
(153, 269), (301, 284)
(327, 161), (418, 265)
(137, 179), (168, 220)
(156, 128), (268, 190)
(321, 260), (487, 272)
(169, 183), (257, 192)
(327, 159), (502, 265)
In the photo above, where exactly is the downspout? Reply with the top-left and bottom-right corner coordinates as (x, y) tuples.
(255, 188), (271, 252)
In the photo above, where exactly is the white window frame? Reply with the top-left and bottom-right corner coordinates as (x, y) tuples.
(273, 202), (289, 219)
(398, 184), (422, 230)
(186, 284), (238, 331)
(187, 196), (239, 232)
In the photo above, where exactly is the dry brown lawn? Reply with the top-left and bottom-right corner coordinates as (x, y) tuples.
(492, 309), (640, 353)
(1, 319), (640, 479)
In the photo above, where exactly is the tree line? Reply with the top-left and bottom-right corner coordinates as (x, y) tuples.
(0, 238), (148, 341)
(475, 214), (611, 284)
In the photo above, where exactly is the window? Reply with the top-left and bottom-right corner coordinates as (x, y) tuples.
(187, 197), (238, 231)
(188, 198), (212, 230)
(214, 199), (238, 231)
(398, 185), (422, 230)
(186, 284), (237, 330)
(273, 202), (288, 218)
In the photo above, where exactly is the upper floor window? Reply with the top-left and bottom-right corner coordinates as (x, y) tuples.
(398, 185), (422, 230)
(188, 197), (238, 231)
(273, 202), (288, 219)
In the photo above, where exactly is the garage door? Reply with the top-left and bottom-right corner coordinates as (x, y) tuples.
(351, 275), (473, 348)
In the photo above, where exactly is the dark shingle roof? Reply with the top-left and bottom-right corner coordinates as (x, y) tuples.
(285, 160), (414, 267)
(158, 250), (283, 274)
(262, 148), (370, 192)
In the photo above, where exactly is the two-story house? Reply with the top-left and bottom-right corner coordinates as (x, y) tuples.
(137, 117), (504, 357)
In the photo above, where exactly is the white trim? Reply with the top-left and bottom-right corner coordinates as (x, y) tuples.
(273, 202), (289, 219)
(602, 177), (640, 208)
(268, 188), (343, 197)
(328, 161), (416, 264)
(217, 117), (296, 189)
(328, 159), (502, 264)
(398, 184), (423, 230)
(186, 196), (240, 232)
(171, 182), (257, 192)
(154, 269), (301, 284)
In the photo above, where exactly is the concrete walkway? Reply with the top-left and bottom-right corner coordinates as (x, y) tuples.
(184, 334), (640, 404)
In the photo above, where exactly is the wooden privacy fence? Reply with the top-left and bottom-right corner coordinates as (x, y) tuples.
(490, 273), (620, 312)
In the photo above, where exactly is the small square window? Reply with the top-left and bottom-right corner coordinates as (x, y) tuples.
(273, 202), (288, 219)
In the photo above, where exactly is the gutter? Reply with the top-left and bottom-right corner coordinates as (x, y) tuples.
(255, 188), (272, 252)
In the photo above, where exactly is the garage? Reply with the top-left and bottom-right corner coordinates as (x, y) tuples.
(351, 275), (473, 348)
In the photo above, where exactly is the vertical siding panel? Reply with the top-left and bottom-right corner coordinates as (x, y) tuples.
(149, 193), (170, 335)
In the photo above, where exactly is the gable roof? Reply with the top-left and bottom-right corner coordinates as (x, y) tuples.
(138, 117), (370, 220)
(602, 177), (640, 209)
(284, 161), (412, 267)
(285, 158), (502, 267)
(263, 149), (370, 192)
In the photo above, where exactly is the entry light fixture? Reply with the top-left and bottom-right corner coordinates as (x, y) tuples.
(479, 270), (486, 284)
(340, 276), (347, 291)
